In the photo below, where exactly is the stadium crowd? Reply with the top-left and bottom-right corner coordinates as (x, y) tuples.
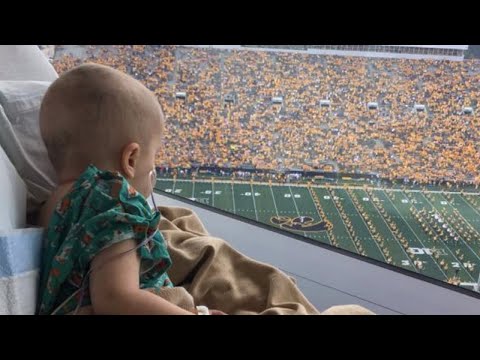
(52, 45), (480, 186)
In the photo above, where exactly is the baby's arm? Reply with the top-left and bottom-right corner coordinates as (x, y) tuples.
(90, 239), (195, 315)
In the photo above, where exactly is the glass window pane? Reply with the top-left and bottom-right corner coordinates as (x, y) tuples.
(50, 44), (479, 296)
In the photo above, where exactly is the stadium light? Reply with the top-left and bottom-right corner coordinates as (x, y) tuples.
(175, 92), (187, 100)
(272, 96), (283, 105)
(320, 100), (331, 108)
(224, 94), (235, 104)
(414, 104), (426, 113)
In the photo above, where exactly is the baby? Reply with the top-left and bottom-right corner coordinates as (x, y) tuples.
(37, 63), (223, 315)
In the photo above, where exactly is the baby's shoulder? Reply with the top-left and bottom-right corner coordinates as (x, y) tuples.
(38, 185), (75, 228)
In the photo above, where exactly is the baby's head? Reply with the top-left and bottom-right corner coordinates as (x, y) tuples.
(40, 63), (164, 197)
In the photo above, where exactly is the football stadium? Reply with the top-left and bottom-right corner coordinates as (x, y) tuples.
(155, 175), (480, 288)
(52, 44), (480, 291)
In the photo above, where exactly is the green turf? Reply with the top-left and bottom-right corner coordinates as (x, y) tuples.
(155, 178), (480, 288)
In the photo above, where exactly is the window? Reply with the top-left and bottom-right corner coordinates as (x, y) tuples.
(51, 45), (480, 294)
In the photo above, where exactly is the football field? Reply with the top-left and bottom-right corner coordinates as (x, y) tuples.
(155, 178), (480, 288)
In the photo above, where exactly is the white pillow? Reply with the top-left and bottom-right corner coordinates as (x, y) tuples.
(0, 46), (58, 82)
(0, 81), (57, 213)
(0, 144), (26, 230)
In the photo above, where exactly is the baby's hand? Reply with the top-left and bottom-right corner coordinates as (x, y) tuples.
(209, 309), (228, 315)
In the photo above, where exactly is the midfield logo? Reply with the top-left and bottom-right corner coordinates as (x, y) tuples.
(271, 216), (332, 232)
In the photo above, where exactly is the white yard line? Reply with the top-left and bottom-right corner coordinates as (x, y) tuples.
(345, 190), (390, 264)
(288, 186), (308, 238)
(231, 181), (237, 215)
(360, 190), (417, 270)
(420, 193), (480, 275)
(212, 181), (215, 207)
(384, 190), (448, 278)
(327, 188), (361, 255)
(307, 187), (332, 245)
(270, 185), (280, 217)
(251, 183), (259, 221)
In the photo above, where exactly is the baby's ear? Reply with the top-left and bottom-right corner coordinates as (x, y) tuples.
(121, 142), (141, 179)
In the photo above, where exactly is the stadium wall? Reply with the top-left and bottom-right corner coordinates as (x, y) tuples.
(184, 45), (467, 61)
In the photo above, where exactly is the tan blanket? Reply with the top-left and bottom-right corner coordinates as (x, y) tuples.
(71, 206), (375, 315)
(156, 206), (374, 315)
